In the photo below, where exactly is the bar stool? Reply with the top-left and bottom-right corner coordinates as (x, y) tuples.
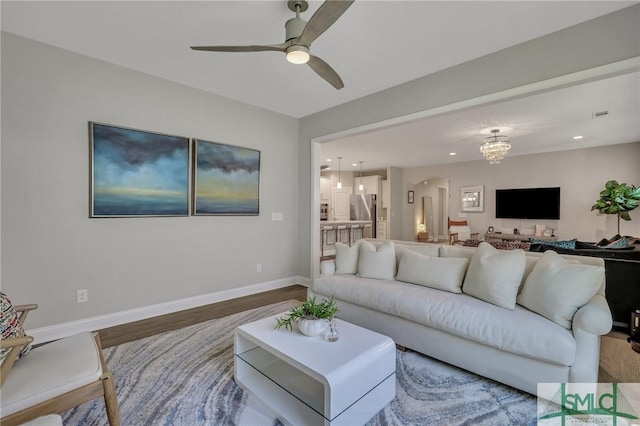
(336, 224), (349, 245)
(363, 223), (373, 239)
(349, 223), (364, 245)
(321, 224), (335, 258)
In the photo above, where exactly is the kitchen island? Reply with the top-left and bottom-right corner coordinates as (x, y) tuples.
(320, 220), (374, 258)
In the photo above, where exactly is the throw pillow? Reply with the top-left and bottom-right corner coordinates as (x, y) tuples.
(396, 249), (468, 293)
(462, 239), (482, 247)
(462, 242), (526, 310)
(605, 236), (629, 249)
(334, 241), (360, 275)
(357, 240), (396, 280)
(394, 243), (440, 268)
(529, 238), (577, 249)
(1, 292), (31, 365)
(516, 250), (605, 329)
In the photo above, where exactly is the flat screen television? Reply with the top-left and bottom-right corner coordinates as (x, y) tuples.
(495, 187), (560, 220)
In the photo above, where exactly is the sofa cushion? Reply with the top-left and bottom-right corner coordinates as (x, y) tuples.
(335, 242), (360, 275)
(396, 249), (468, 293)
(357, 240), (396, 280)
(462, 242), (526, 310)
(517, 250), (605, 329)
(449, 225), (472, 241)
(313, 275), (576, 366)
(1, 332), (103, 416)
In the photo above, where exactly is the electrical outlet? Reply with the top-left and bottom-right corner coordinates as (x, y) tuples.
(256, 263), (262, 273)
(77, 289), (88, 303)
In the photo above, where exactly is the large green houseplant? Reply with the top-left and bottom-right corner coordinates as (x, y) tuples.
(591, 180), (640, 235)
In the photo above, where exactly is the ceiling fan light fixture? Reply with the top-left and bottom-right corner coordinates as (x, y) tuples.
(286, 45), (310, 64)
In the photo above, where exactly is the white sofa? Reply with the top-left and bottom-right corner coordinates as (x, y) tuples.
(311, 239), (613, 395)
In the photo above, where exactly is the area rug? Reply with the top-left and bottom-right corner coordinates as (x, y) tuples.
(63, 300), (537, 425)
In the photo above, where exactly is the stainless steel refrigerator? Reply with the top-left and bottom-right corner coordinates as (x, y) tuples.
(350, 194), (377, 238)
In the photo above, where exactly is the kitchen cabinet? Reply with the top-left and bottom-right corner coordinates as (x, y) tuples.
(334, 187), (352, 221)
(376, 220), (387, 239)
(320, 177), (331, 203)
(381, 179), (389, 208)
(358, 175), (382, 197)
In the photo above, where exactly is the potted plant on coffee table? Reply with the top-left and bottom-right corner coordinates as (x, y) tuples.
(275, 296), (338, 337)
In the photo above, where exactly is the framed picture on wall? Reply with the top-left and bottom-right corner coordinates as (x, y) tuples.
(408, 190), (415, 204)
(89, 122), (190, 217)
(461, 185), (484, 213)
(192, 139), (260, 215)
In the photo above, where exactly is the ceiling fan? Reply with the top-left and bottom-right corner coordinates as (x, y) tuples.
(191, 0), (354, 90)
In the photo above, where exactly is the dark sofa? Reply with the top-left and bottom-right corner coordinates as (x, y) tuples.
(529, 240), (640, 329)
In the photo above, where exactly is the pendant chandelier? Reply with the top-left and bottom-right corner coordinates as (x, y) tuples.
(336, 156), (342, 188)
(358, 161), (364, 191)
(480, 129), (511, 164)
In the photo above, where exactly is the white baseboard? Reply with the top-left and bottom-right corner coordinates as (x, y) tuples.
(28, 276), (310, 345)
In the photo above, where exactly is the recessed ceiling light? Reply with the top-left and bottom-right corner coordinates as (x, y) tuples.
(449, 152), (456, 156)
(352, 163), (358, 167)
(573, 135), (584, 140)
(326, 159), (332, 162)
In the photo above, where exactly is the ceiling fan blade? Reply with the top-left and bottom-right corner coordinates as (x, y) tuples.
(191, 43), (288, 53)
(308, 55), (344, 90)
(297, 0), (354, 47)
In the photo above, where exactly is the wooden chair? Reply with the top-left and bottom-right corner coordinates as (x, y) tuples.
(448, 219), (479, 245)
(0, 304), (120, 426)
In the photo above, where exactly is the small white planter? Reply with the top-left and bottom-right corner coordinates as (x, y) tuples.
(298, 318), (329, 337)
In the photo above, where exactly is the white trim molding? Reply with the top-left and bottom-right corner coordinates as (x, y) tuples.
(28, 276), (310, 345)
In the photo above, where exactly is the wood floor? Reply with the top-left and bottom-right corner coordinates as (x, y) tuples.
(599, 330), (640, 383)
(97, 285), (307, 348)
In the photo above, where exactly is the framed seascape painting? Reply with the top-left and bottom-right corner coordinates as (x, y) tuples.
(193, 139), (260, 215)
(89, 122), (190, 217)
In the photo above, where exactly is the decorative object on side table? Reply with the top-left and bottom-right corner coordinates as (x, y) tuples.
(591, 180), (640, 235)
(275, 296), (338, 337)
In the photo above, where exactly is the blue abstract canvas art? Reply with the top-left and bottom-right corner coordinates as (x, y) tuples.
(193, 139), (260, 215)
(90, 122), (190, 217)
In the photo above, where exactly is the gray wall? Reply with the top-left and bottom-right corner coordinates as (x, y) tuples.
(1, 33), (300, 328)
(403, 143), (640, 242)
(2, 5), (640, 329)
(299, 5), (640, 276)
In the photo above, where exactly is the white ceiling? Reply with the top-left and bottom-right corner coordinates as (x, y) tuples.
(2, 1), (638, 170)
(1, 1), (635, 118)
(320, 70), (640, 171)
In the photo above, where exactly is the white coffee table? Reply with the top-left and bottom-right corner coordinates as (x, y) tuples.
(234, 314), (396, 426)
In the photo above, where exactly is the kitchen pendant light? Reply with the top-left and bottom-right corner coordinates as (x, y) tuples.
(358, 161), (364, 191)
(337, 157), (342, 189)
